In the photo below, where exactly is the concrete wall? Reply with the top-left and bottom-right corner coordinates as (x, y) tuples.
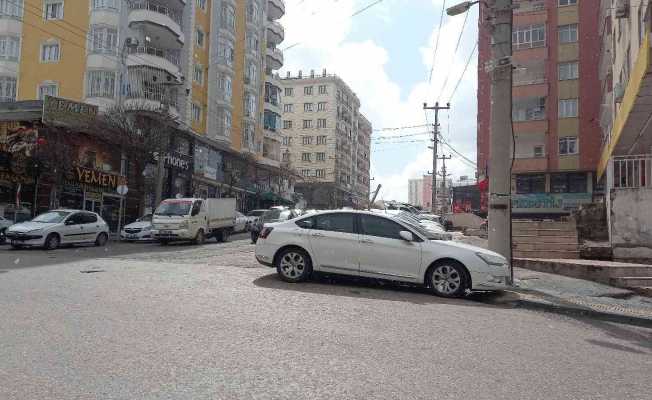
(610, 188), (652, 259)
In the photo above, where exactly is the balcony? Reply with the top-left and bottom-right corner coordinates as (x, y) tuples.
(609, 155), (652, 189)
(267, 0), (285, 20)
(266, 47), (283, 70)
(123, 65), (180, 117)
(266, 20), (284, 45)
(128, 1), (184, 46)
(126, 46), (181, 78)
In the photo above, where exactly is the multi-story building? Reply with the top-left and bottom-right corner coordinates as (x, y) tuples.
(597, 0), (652, 259)
(0, 0), (290, 211)
(279, 70), (371, 209)
(477, 0), (601, 217)
(408, 178), (423, 207)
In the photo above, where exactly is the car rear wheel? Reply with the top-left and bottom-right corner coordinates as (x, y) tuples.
(95, 232), (108, 247)
(276, 248), (312, 283)
(428, 261), (468, 298)
(44, 233), (60, 251)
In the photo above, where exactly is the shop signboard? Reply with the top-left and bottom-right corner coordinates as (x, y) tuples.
(75, 166), (127, 190)
(511, 193), (593, 214)
(154, 151), (191, 171)
(42, 96), (98, 128)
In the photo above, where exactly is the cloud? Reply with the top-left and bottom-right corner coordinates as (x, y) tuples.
(281, 0), (478, 202)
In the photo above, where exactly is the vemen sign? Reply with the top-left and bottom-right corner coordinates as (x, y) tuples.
(75, 166), (127, 189)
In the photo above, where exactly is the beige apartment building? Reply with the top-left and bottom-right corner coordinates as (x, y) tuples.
(279, 70), (371, 208)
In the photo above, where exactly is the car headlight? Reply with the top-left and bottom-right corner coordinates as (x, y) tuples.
(476, 252), (507, 266)
(178, 221), (189, 229)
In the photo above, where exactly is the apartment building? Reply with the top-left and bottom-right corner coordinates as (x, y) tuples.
(408, 178), (423, 207)
(477, 0), (601, 217)
(280, 70), (371, 209)
(0, 0), (291, 210)
(597, 0), (652, 259)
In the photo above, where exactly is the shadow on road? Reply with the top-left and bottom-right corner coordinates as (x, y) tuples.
(253, 272), (505, 308)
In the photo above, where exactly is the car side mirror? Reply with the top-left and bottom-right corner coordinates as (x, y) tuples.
(399, 230), (413, 242)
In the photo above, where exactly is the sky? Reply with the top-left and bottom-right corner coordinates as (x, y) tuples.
(280, 0), (480, 202)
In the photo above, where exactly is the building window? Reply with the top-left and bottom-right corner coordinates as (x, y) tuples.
(246, 0), (259, 23)
(196, 0), (206, 11)
(318, 85), (327, 94)
(246, 32), (258, 53)
(196, 28), (205, 48)
(193, 63), (204, 85)
(284, 87), (293, 97)
(304, 86), (313, 95)
(317, 102), (327, 111)
(315, 169), (325, 178)
(302, 120), (312, 129)
(558, 98), (578, 118)
(90, 25), (117, 54)
(217, 39), (234, 66)
(317, 118), (327, 128)
(283, 120), (292, 129)
(0, 0), (24, 18)
(558, 0), (577, 6)
(220, 4), (235, 32)
(284, 104), (293, 112)
(512, 25), (545, 50)
(86, 70), (115, 98)
(92, 0), (118, 10)
(44, 1), (63, 20)
(516, 174), (546, 194)
(316, 152), (325, 161)
(558, 24), (578, 43)
(244, 92), (256, 117)
(41, 42), (60, 62)
(192, 103), (202, 122)
(304, 103), (313, 112)
(301, 169), (311, 177)
(302, 152), (311, 162)
(38, 82), (58, 99)
(245, 61), (257, 84)
(533, 145), (544, 158)
(302, 136), (312, 145)
(282, 152), (290, 162)
(512, 97), (545, 121)
(0, 36), (20, 61)
(282, 136), (291, 146)
(551, 172), (586, 193)
(317, 135), (327, 144)
(218, 73), (232, 101)
(0, 76), (16, 102)
(558, 61), (579, 80)
(559, 136), (578, 155)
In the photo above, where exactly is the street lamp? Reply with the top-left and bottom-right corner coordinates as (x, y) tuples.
(446, 1), (479, 16)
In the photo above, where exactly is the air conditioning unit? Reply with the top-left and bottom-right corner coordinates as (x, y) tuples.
(615, 0), (629, 18)
(614, 82), (625, 103)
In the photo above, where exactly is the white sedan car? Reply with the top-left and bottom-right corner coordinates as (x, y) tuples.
(5, 210), (110, 250)
(254, 210), (509, 298)
(120, 214), (153, 241)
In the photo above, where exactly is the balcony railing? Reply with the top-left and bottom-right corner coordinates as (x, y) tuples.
(128, 46), (181, 66)
(611, 155), (652, 189)
(129, 1), (182, 27)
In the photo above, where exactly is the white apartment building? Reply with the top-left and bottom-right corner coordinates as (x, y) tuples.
(408, 178), (423, 207)
(280, 70), (371, 208)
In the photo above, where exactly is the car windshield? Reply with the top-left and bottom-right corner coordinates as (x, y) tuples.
(138, 214), (152, 222)
(396, 211), (422, 225)
(248, 210), (266, 217)
(32, 211), (71, 224)
(155, 201), (192, 216)
(392, 216), (440, 240)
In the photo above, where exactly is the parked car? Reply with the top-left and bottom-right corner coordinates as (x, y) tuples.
(5, 210), (110, 250)
(250, 207), (301, 244)
(245, 209), (267, 231)
(254, 210), (509, 298)
(235, 211), (248, 233)
(0, 215), (13, 244)
(151, 198), (236, 245)
(120, 214), (153, 242)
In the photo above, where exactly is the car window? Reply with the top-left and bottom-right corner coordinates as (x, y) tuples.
(66, 213), (85, 225)
(280, 210), (293, 220)
(360, 215), (406, 240)
(191, 200), (202, 215)
(313, 213), (355, 234)
(82, 213), (98, 224)
(295, 216), (314, 229)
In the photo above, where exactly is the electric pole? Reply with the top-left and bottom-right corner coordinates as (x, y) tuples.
(423, 102), (450, 214)
(488, 0), (513, 283)
(438, 155), (452, 214)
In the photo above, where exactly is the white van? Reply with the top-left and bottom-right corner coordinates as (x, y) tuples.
(151, 198), (236, 245)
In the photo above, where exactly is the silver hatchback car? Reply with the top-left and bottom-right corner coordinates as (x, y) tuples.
(5, 209), (110, 250)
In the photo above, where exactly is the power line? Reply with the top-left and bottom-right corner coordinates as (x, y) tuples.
(436, 8), (469, 103)
(372, 123), (429, 132)
(372, 131), (431, 140)
(447, 41), (478, 103)
(427, 0), (447, 84)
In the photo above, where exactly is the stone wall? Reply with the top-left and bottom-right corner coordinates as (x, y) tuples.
(574, 202), (609, 242)
(610, 188), (652, 260)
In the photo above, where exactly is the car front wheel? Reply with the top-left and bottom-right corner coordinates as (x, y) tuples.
(276, 248), (313, 283)
(44, 233), (60, 251)
(428, 261), (468, 298)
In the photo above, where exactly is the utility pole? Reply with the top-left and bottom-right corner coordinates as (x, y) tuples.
(438, 155), (452, 214)
(488, 0), (514, 283)
(423, 102), (450, 214)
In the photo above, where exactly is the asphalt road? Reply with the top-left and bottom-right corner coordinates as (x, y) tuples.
(1, 237), (651, 399)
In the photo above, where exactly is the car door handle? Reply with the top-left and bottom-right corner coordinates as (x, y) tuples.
(311, 232), (324, 237)
(360, 239), (373, 244)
